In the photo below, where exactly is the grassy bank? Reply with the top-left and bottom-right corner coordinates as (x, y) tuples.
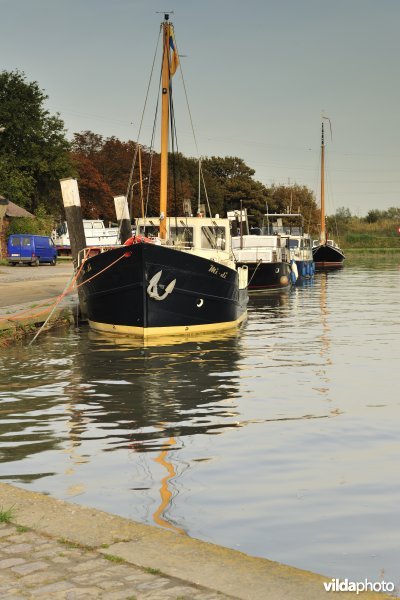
(326, 216), (400, 250)
(342, 247), (400, 254)
(342, 233), (400, 249)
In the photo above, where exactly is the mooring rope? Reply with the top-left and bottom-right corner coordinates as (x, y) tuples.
(1, 249), (129, 346)
(246, 259), (263, 288)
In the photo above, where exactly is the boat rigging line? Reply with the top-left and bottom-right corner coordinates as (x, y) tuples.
(124, 25), (162, 227)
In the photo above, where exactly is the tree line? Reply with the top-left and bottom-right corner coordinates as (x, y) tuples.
(0, 70), (320, 232)
(3, 69), (398, 243)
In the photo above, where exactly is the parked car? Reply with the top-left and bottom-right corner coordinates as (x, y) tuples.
(7, 234), (57, 266)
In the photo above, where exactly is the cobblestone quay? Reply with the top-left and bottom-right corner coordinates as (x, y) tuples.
(0, 483), (392, 600)
(0, 523), (229, 599)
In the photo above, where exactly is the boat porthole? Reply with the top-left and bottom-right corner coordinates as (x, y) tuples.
(197, 298), (204, 308)
(275, 267), (280, 273)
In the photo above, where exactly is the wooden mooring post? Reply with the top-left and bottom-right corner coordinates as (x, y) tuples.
(59, 178), (87, 320)
(114, 195), (132, 243)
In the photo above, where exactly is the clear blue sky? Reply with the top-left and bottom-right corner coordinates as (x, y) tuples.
(1, 0), (400, 216)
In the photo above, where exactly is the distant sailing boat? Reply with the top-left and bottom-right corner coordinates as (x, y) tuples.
(78, 14), (248, 339)
(312, 121), (345, 268)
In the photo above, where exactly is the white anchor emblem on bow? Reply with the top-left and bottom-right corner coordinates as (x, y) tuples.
(147, 270), (176, 301)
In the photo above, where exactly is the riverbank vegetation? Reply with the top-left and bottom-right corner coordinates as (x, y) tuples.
(1, 70), (399, 249)
(327, 207), (400, 250)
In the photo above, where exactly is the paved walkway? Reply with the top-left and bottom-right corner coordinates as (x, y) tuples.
(0, 263), (77, 344)
(0, 264), (73, 308)
(0, 483), (393, 600)
(0, 523), (229, 599)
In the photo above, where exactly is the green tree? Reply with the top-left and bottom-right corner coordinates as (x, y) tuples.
(266, 184), (319, 232)
(335, 206), (352, 221)
(0, 159), (34, 205)
(202, 156), (255, 181)
(384, 206), (400, 220)
(365, 209), (384, 223)
(7, 206), (54, 236)
(0, 70), (73, 214)
(201, 156), (264, 222)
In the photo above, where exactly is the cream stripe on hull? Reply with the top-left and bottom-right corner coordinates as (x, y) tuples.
(89, 311), (247, 339)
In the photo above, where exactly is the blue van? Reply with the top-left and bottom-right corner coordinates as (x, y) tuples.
(7, 234), (58, 266)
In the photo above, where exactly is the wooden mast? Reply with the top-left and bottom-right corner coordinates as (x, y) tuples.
(320, 122), (326, 244)
(159, 15), (171, 240)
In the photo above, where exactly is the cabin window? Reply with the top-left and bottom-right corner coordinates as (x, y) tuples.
(139, 225), (160, 237)
(10, 237), (20, 247)
(288, 239), (299, 249)
(170, 227), (194, 246)
(93, 222), (103, 229)
(56, 223), (67, 235)
(201, 226), (226, 250)
(22, 236), (32, 247)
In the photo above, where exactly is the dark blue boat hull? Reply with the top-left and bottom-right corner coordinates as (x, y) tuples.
(237, 261), (291, 291)
(79, 242), (248, 336)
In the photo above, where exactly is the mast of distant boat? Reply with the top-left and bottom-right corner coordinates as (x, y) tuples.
(320, 122), (326, 245)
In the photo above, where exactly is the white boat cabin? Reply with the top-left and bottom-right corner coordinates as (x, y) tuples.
(261, 213), (313, 263)
(227, 209), (289, 264)
(231, 234), (288, 264)
(135, 216), (248, 289)
(312, 238), (340, 249)
(136, 215), (235, 266)
(52, 220), (120, 248)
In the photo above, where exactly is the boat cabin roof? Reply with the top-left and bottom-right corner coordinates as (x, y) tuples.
(263, 213), (304, 222)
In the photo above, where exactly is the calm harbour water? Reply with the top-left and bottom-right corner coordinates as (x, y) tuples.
(0, 255), (399, 585)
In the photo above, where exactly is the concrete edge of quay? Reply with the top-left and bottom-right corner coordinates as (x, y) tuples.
(0, 296), (77, 346)
(0, 483), (394, 600)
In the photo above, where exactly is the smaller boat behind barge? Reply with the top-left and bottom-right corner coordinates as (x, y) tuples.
(228, 209), (293, 292)
(262, 212), (315, 280)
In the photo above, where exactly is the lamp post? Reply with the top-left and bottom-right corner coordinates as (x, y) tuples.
(130, 177), (148, 222)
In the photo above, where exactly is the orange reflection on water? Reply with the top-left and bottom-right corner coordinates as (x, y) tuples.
(152, 436), (187, 535)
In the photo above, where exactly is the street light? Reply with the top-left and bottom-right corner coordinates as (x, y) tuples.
(131, 177), (148, 189)
(129, 177), (149, 221)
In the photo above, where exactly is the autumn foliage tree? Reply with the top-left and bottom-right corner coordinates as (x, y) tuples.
(71, 131), (319, 230)
(72, 131), (160, 220)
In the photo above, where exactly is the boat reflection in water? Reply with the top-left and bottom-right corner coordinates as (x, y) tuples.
(247, 290), (291, 320)
(69, 326), (246, 532)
